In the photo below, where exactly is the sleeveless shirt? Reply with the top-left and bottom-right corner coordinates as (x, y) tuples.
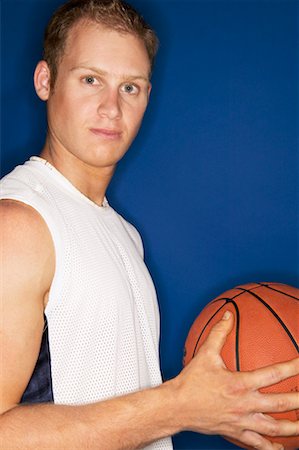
(1, 157), (173, 450)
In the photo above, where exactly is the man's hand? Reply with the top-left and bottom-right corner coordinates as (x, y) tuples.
(171, 311), (299, 450)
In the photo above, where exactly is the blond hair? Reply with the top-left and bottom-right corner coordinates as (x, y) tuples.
(43, 0), (159, 87)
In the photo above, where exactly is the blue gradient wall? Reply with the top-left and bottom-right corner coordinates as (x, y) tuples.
(2, 1), (298, 448)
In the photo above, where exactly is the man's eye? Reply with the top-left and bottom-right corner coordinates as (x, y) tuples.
(121, 84), (139, 94)
(83, 76), (98, 85)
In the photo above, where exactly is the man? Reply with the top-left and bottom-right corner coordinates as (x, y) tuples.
(0, 1), (298, 449)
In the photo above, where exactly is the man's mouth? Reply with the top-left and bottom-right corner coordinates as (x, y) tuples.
(90, 128), (122, 140)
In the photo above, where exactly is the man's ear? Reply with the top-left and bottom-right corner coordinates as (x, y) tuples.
(147, 82), (152, 101)
(34, 60), (51, 101)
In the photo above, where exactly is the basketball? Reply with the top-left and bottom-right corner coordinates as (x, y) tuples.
(183, 282), (299, 450)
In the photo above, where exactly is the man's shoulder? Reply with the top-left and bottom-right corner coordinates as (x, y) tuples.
(1, 160), (30, 180)
(1, 160), (40, 192)
(1, 160), (56, 260)
(115, 212), (144, 258)
(0, 198), (52, 247)
(0, 160), (58, 221)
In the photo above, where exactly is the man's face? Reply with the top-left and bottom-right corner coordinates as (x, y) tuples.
(43, 20), (151, 168)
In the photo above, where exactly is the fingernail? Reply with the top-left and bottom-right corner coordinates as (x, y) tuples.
(223, 311), (231, 320)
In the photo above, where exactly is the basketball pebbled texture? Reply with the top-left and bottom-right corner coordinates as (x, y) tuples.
(183, 282), (299, 450)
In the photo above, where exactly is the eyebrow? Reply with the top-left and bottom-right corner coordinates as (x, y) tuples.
(70, 65), (149, 82)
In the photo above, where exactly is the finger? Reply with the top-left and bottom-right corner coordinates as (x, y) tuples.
(241, 357), (299, 390)
(238, 429), (284, 450)
(255, 391), (299, 414)
(200, 310), (234, 355)
(247, 412), (299, 438)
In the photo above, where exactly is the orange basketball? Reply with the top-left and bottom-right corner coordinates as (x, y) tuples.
(183, 282), (299, 450)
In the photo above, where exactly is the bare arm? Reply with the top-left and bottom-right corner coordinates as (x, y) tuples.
(1, 200), (298, 450)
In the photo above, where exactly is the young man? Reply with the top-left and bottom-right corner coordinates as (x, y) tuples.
(1, 1), (298, 449)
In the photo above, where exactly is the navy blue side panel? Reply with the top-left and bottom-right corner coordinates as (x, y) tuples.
(20, 316), (54, 404)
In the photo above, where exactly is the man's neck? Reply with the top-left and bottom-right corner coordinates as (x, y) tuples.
(40, 140), (116, 207)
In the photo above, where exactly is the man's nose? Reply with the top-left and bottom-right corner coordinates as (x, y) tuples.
(97, 88), (122, 120)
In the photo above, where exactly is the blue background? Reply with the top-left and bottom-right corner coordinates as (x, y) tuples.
(1, 0), (298, 448)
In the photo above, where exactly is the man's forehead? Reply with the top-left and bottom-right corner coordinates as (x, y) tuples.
(65, 19), (144, 53)
(61, 20), (151, 77)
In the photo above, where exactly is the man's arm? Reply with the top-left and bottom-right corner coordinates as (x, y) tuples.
(1, 200), (298, 450)
(0, 200), (54, 412)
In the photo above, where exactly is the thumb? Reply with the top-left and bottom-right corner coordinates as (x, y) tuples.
(201, 310), (234, 355)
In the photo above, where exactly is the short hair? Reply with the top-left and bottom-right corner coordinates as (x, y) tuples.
(43, 0), (159, 87)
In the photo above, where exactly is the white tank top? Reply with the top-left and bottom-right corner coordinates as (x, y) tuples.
(1, 157), (173, 449)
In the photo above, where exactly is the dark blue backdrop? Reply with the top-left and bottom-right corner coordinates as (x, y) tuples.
(2, 1), (298, 448)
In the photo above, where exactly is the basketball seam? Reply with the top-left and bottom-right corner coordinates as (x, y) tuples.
(256, 282), (299, 301)
(192, 299), (241, 371)
(236, 288), (299, 353)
